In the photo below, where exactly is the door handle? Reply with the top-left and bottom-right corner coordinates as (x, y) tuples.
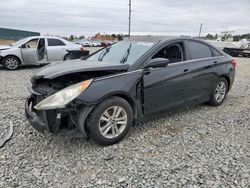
(183, 69), (189, 73)
(214, 61), (218, 64)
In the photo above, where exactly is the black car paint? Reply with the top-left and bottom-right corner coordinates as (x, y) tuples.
(35, 60), (129, 79)
(25, 37), (235, 137)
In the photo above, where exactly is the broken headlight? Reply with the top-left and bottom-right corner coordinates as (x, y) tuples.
(34, 79), (93, 110)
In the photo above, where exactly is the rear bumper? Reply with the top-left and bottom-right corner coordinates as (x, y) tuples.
(67, 50), (90, 59)
(229, 69), (236, 91)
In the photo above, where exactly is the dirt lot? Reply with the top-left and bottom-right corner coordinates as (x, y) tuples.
(0, 57), (249, 187)
(0, 39), (15, 45)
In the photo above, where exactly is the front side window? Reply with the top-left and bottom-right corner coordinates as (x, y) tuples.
(187, 41), (212, 59)
(11, 38), (29, 47)
(87, 41), (154, 65)
(48, 39), (65, 46)
(153, 42), (184, 63)
(25, 39), (38, 48)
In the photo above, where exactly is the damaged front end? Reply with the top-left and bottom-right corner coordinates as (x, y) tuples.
(25, 70), (125, 137)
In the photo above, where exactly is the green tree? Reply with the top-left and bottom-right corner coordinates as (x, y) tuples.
(117, 34), (123, 41)
(68, 35), (75, 41)
(205, 34), (214, 40)
(111, 34), (116, 39)
(214, 34), (218, 40)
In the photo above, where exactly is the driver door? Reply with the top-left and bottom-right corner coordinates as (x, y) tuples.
(21, 39), (39, 65)
(143, 41), (191, 115)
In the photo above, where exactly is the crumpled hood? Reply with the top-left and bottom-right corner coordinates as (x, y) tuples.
(35, 60), (129, 79)
(0, 45), (11, 50)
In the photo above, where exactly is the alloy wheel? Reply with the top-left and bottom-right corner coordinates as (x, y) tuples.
(5, 57), (19, 70)
(215, 81), (226, 103)
(99, 106), (128, 139)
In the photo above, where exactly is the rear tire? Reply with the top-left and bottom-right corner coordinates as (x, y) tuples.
(86, 97), (133, 146)
(209, 77), (228, 106)
(3, 56), (20, 70)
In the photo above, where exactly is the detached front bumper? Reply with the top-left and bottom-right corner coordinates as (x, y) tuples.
(25, 96), (50, 133)
(25, 95), (92, 137)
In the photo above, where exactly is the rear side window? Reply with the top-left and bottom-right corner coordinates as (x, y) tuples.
(48, 39), (65, 46)
(187, 41), (212, 59)
(211, 48), (222, 57)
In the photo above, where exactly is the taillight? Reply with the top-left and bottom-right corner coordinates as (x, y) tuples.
(80, 47), (84, 51)
(231, 59), (237, 68)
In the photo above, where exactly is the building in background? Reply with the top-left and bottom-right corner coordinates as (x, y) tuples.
(0, 28), (40, 41)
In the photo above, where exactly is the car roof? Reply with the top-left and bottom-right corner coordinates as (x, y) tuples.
(125, 36), (212, 44)
(125, 36), (221, 50)
(22, 36), (66, 40)
(125, 36), (179, 43)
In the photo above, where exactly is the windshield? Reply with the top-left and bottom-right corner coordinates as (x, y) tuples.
(87, 41), (154, 65)
(11, 38), (29, 47)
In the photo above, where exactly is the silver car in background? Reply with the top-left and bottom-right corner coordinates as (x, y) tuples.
(0, 36), (88, 70)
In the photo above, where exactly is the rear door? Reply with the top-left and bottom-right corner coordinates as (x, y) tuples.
(46, 38), (67, 61)
(183, 40), (223, 102)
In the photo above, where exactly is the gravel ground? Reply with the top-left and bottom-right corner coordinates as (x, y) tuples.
(0, 57), (249, 187)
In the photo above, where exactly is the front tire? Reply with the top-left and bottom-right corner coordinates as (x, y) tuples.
(86, 97), (133, 146)
(3, 56), (20, 70)
(209, 77), (228, 106)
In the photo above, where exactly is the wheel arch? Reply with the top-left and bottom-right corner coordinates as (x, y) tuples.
(79, 93), (138, 138)
(90, 93), (139, 119)
(3, 55), (22, 64)
(113, 94), (138, 119)
(220, 75), (230, 91)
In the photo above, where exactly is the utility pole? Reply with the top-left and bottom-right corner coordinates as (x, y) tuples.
(199, 23), (203, 38)
(128, 0), (132, 38)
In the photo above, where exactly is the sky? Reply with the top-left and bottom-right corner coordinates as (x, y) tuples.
(0, 0), (250, 37)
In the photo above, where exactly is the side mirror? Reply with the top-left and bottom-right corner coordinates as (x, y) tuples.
(144, 58), (169, 69)
(19, 44), (26, 48)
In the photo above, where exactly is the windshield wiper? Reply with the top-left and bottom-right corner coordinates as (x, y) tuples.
(120, 44), (132, 64)
(98, 46), (112, 61)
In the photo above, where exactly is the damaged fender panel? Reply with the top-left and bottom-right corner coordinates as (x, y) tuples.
(75, 70), (144, 118)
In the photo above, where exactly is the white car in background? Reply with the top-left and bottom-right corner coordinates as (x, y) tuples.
(91, 41), (102, 47)
(81, 40), (94, 47)
(0, 36), (89, 70)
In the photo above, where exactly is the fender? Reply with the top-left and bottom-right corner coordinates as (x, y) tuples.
(76, 70), (144, 117)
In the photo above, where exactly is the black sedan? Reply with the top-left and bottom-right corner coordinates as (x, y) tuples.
(25, 37), (236, 145)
